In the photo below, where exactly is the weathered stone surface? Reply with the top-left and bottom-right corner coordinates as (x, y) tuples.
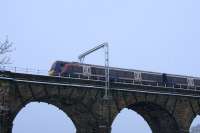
(0, 72), (199, 133)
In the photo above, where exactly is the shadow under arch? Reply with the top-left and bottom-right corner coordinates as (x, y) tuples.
(12, 101), (76, 133)
(112, 102), (180, 133)
(129, 102), (179, 133)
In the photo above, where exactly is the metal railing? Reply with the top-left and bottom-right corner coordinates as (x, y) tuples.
(0, 65), (200, 94)
(0, 65), (48, 75)
(52, 72), (200, 92)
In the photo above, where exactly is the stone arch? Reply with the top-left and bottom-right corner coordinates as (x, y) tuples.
(11, 101), (77, 133)
(189, 115), (199, 130)
(189, 103), (200, 133)
(6, 82), (101, 133)
(190, 115), (200, 132)
(10, 96), (79, 128)
(182, 99), (200, 133)
(111, 108), (152, 133)
(111, 102), (180, 133)
(9, 94), (99, 133)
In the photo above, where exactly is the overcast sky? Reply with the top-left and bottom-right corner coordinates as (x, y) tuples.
(1, 0), (200, 132)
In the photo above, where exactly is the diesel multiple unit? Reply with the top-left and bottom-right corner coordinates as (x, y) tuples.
(48, 61), (200, 89)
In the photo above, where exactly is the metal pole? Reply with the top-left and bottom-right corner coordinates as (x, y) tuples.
(104, 43), (110, 99)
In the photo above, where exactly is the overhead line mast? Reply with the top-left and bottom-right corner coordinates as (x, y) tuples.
(78, 42), (111, 99)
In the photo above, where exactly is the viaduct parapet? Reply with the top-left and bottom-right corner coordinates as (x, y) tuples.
(0, 71), (199, 133)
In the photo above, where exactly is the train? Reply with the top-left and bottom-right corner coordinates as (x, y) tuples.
(48, 61), (200, 89)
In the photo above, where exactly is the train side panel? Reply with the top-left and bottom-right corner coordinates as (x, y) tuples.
(49, 61), (200, 90)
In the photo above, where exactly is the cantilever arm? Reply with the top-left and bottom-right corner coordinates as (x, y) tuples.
(78, 42), (108, 63)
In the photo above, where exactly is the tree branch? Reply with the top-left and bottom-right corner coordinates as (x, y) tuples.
(0, 37), (13, 65)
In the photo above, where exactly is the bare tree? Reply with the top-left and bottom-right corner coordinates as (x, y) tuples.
(0, 36), (13, 65)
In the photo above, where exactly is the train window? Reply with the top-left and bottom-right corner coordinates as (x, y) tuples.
(110, 70), (117, 77)
(72, 65), (81, 73)
(124, 71), (132, 78)
(60, 63), (65, 67)
(194, 79), (200, 86)
(50, 62), (56, 71)
(83, 65), (91, 75)
(162, 73), (167, 84)
(91, 67), (97, 75)
(134, 72), (142, 81)
(77, 66), (82, 73)
(95, 67), (105, 75)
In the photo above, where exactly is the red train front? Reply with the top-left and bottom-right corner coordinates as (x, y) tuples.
(48, 61), (82, 76)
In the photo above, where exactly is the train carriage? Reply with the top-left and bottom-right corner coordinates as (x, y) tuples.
(48, 61), (200, 90)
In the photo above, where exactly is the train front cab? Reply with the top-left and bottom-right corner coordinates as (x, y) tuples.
(49, 61), (68, 76)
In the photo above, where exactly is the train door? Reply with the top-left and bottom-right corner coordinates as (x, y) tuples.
(82, 65), (91, 76)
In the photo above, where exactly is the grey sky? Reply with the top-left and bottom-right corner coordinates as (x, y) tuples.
(1, 0), (200, 132)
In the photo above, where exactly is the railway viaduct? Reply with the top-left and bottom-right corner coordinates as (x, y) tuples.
(0, 71), (200, 133)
